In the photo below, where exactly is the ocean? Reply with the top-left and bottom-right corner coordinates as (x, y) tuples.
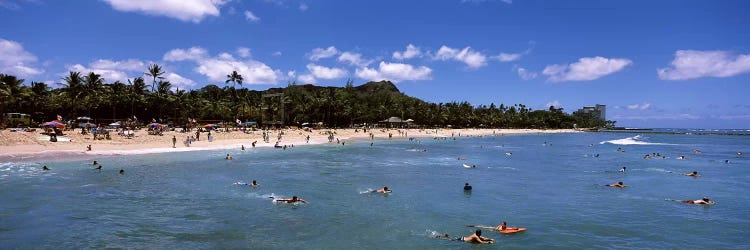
(1, 132), (749, 249)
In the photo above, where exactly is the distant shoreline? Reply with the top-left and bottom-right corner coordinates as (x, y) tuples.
(0, 128), (579, 162)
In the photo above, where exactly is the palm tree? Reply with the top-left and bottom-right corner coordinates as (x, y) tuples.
(225, 70), (244, 90)
(145, 64), (165, 92)
(61, 71), (85, 116)
(83, 72), (105, 117)
(0, 74), (25, 126)
(127, 77), (147, 119)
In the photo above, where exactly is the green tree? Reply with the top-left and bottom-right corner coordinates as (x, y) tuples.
(145, 64), (165, 92)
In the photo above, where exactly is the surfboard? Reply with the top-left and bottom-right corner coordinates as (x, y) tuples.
(500, 228), (527, 234)
(463, 164), (475, 169)
(467, 225), (527, 234)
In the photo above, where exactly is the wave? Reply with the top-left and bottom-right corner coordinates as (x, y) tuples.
(599, 135), (673, 146)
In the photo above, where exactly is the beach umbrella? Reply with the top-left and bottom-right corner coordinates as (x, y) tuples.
(109, 121), (121, 126)
(204, 124), (216, 129)
(149, 122), (162, 128)
(76, 116), (92, 121)
(43, 121), (66, 128)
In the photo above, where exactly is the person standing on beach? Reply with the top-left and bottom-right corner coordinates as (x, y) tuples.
(172, 136), (177, 148)
(87, 145), (92, 151)
(196, 131), (200, 141)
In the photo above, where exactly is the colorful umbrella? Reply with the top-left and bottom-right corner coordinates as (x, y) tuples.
(149, 122), (162, 128)
(43, 121), (66, 128)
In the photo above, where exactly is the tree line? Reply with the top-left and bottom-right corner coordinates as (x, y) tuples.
(1, 65), (614, 129)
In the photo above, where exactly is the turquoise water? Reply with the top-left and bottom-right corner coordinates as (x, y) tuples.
(1, 132), (749, 249)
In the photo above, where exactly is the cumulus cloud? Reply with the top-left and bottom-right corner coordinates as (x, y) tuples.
(355, 61), (432, 82)
(542, 56), (632, 82)
(102, 0), (227, 23)
(494, 52), (522, 62)
(244, 10), (260, 22)
(546, 100), (561, 109)
(306, 64), (347, 79)
(434, 46), (487, 68)
(196, 58), (280, 84)
(164, 72), (197, 90)
(657, 50), (750, 80)
(393, 44), (422, 60)
(236, 47), (251, 58)
(299, 3), (308, 11)
(612, 114), (701, 120)
(163, 47), (209, 61)
(308, 46), (338, 61)
(165, 46), (282, 84)
(298, 74), (316, 84)
(627, 102), (652, 110)
(516, 67), (537, 80)
(0, 38), (43, 77)
(338, 52), (371, 67)
(67, 59), (147, 83)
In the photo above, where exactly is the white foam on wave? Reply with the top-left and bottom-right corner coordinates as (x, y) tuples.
(599, 135), (672, 146)
(359, 188), (375, 194)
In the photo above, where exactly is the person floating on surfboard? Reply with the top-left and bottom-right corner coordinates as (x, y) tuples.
(494, 221), (526, 234)
(462, 229), (495, 244)
(684, 171), (699, 177)
(682, 197), (715, 205)
(271, 196), (307, 204)
(606, 181), (627, 188)
(376, 186), (391, 193)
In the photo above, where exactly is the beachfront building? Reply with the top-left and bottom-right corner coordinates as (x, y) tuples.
(378, 117), (414, 128)
(574, 104), (606, 121)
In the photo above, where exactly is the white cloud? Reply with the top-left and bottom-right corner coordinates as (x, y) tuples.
(434, 45), (487, 68)
(299, 3), (308, 11)
(612, 114), (701, 120)
(165, 46), (283, 84)
(272, 51), (282, 56)
(90, 59), (146, 72)
(244, 10), (260, 22)
(102, 0), (227, 23)
(717, 114), (750, 120)
(393, 44), (422, 60)
(163, 47), (209, 61)
(627, 102), (652, 110)
(196, 58), (281, 84)
(546, 100), (561, 109)
(0, 38), (43, 77)
(164, 72), (197, 90)
(236, 47), (251, 58)
(308, 46), (338, 61)
(218, 52), (234, 60)
(494, 52), (522, 62)
(542, 56), (632, 82)
(657, 50), (750, 80)
(66, 59), (151, 83)
(287, 70), (296, 78)
(516, 67), (537, 80)
(355, 61), (432, 82)
(298, 74), (316, 84)
(306, 64), (347, 79)
(338, 52), (371, 67)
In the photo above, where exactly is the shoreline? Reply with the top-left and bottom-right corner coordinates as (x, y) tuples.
(0, 128), (580, 162)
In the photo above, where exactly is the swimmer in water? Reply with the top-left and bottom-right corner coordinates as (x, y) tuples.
(461, 229), (495, 244)
(619, 167), (626, 173)
(376, 186), (391, 193)
(95, 165), (102, 171)
(225, 154), (232, 160)
(682, 197), (715, 205)
(678, 155), (687, 160)
(606, 181), (627, 188)
(272, 196), (307, 204)
(119, 169), (124, 174)
(42, 165), (50, 171)
(92, 160), (98, 165)
(241, 145), (245, 150)
(685, 171), (699, 177)
(250, 180), (258, 187)
(464, 183), (472, 191)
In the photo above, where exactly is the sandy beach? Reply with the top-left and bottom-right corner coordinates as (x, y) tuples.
(0, 127), (579, 161)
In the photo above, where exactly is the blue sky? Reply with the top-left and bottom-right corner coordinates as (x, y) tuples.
(1, 0), (749, 128)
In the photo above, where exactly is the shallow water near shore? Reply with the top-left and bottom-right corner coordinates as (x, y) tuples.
(1, 132), (749, 249)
